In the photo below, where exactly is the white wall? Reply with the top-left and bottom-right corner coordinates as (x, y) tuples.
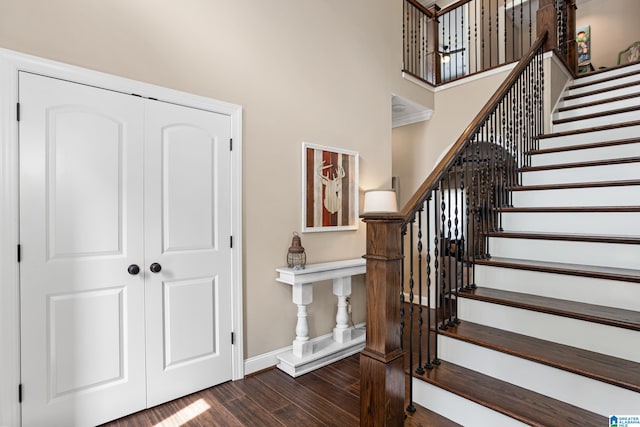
(0, 0), (435, 363)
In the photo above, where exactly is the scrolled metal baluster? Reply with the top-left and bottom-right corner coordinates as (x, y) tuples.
(446, 171), (454, 327)
(416, 207), (425, 376)
(453, 159), (460, 325)
(431, 189), (441, 365)
(400, 226), (407, 350)
(425, 196), (434, 370)
(407, 217), (416, 414)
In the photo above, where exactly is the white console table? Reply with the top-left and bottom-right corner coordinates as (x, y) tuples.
(275, 258), (366, 377)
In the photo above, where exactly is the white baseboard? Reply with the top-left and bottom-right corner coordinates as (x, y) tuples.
(243, 322), (366, 377)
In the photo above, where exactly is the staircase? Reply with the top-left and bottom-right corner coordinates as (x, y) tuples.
(411, 63), (640, 425)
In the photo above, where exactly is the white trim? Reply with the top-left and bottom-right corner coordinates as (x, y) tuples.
(0, 49), (22, 427)
(402, 61), (517, 94)
(0, 48), (244, 426)
(392, 109), (434, 128)
(243, 323), (366, 376)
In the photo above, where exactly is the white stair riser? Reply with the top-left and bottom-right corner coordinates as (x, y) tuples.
(565, 75), (640, 97)
(538, 125), (640, 149)
(531, 142), (640, 166)
(554, 96), (640, 120)
(571, 63), (640, 85)
(412, 379), (528, 427)
(439, 336), (640, 416)
(552, 111), (640, 132)
(457, 298), (640, 363)
(521, 163), (638, 185)
(501, 211), (640, 236)
(511, 186), (640, 207)
(560, 87), (640, 107)
(488, 237), (639, 270)
(474, 265), (640, 311)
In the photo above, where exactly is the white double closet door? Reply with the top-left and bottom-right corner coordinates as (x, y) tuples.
(19, 72), (233, 427)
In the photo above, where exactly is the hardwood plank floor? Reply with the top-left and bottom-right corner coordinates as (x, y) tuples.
(100, 354), (453, 427)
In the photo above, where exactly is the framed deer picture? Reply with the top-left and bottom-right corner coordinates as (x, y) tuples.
(302, 142), (359, 232)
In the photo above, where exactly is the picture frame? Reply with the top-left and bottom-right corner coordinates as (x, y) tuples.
(576, 25), (591, 64)
(302, 142), (359, 232)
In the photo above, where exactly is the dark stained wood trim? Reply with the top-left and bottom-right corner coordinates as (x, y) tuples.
(569, 68), (640, 90)
(416, 360), (605, 426)
(520, 156), (640, 172)
(509, 179), (640, 191)
(437, 321), (640, 393)
(474, 256), (640, 283)
(360, 217), (406, 427)
(536, 119), (640, 139)
(460, 287), (640, 331)
(553, 104), (640, 125)
(499, 205), (640, 213)
(527, 137), (640, 154)
(557, 91), (640, 112)
(405, 0), (435, 18)
(487, 230), (640, 245)
(562, 80), (640, 101)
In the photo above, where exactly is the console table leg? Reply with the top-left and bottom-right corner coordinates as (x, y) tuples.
(333, 277), (352, 343)
(292, 282), (313, 358)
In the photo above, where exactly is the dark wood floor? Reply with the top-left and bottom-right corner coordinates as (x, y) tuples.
(101, 353), (456, 427)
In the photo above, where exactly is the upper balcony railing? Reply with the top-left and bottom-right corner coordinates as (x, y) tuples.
(404, 0), (576, 85)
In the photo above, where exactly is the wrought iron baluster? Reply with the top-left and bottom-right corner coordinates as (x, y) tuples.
(446, 171), (454, 327)
(407, 217), (416, 414)
(425, 197), (434, 369)
(439, 180), (448, 330)
(432, 190), (441, 365)
(400, 226), (406, 350)
(416, 207), (425, 376)
(453, 160), (460, 325)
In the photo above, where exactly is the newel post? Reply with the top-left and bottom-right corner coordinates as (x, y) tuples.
(536, 0), (558, 52)
(360, 214), (405, 427)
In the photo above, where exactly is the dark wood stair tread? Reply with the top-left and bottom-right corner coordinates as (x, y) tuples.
(474, 256), (640, 284)
(527, 137), (640, 155)
(459, 287), (640, 331)
(520, 156), (640, 172)
(536, 120), (640, 139)
(405, 401), (462, 427)
(415, 360), (606, 427)
(499, 205), (640, 213)
(487, 230), (640, 245)
(510, 179), (640, 191)
(562, 80), (640, 101)
(437, 320), (640, 393)
(558, 91), (640, 113)
(553, 104), (640, 125)
(569, 68), (640, 90)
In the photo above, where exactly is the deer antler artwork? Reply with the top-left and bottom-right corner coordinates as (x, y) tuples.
(318, 161), (345, 214)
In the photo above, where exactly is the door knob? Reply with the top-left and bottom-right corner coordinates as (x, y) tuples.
(128, 264), (140, 275)
(150, 263), (162, 273)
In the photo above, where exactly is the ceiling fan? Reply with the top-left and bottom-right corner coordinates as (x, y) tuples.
(439, 45), (465, 63)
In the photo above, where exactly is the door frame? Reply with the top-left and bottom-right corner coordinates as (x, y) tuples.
(0, 48), (244, 427)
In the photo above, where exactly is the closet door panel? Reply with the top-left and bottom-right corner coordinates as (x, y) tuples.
(144, 101), (233, 406)
(19, 72), (146, 427)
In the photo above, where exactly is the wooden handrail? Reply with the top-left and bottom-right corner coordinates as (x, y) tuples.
(436, 0), (475, 17)
(405, 0), (435, 18)
(398, 31), (548, 225)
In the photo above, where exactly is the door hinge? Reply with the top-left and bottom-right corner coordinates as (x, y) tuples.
(231, 332), (235, 345)
(18, 384), (22, 403)
(230, 236), (233, 248)
(229, 138), (233, 151)
(16, 103), (20, 122)
(17, 244), (21, 263)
